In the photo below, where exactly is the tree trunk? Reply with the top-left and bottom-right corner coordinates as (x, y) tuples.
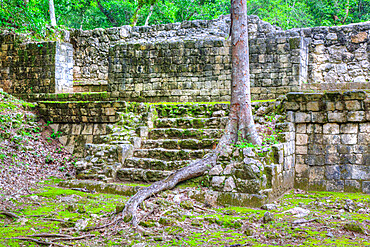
(96, 0), (118, 26)
(49, 0), (57, 27)
(230, 0), (261, 146)
(132, 5), (143, 26)
(144, 4), (154, 26)
(117, 0), (261, 227)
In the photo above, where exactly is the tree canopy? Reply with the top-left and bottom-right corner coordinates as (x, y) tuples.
(1, 0), (369, 36)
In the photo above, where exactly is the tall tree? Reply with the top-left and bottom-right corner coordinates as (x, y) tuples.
(116, 0), (261, 227)
(49, 0), (56, 26)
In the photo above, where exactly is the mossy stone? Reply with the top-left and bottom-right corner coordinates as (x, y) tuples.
(158, 217), (174, 226)
(115, 204), (125, 214)
(180, 200), (194, 210)
(344, 221), (365, 234)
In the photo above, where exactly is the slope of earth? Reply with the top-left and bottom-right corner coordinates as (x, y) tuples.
(0, 182), (369, 246)
(0, 91), (75, 198)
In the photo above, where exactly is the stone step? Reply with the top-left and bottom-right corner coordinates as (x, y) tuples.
(133, 148), (209, 161)
(154, 117), (228, 129)
(154, 103), (230, 118)
(142, 138), (218, 150)
(148, 128), (224, 140)
(124, 157), (194, 171)
(116, 167), (173, 182)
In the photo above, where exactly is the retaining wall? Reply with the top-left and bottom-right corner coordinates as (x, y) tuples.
(287, 91), (370, 193)
(0, 32), (73, 94)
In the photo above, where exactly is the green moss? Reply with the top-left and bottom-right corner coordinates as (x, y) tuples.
(344, 221), (365, 234)
(139, 220), (156, 228)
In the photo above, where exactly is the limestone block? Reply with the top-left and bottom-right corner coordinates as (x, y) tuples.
(345, 100), (362, 111)
(351, 165), (370, 180)
(296, 146), (307, 155)
(359, 123), (370, 133)
(344, 180), (361, 193)
(326, 180), (344, 192)
(363, 182), (370, 194)
(351, 32), (368, 43)
(309, 165), (326, 182)
(325, 154), (340, 165)
(347, 111), (365, 122)
(295, 163), (309, 178)
(323, 134), (341, 145)
(323, 123), (339, 134)
(223, 177), (236, 192)
(211, 176), (226, 187)
(296, 124), (307, 133)
(296, 134), (308, 145)
(295, 113), (311, 123)
(328, 112), (346, 123)
(209, 165), (223, 176)
(223, 162), (236, 175)
(341, 134), (358, 145)
(358, 133), (369, 144)
(307, 102), (320, 111)
(340, 123), (358, 133)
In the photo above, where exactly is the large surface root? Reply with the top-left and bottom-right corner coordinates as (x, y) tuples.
(120, 153), (217, 226)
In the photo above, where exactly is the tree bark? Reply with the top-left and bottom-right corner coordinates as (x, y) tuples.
(116, 0), (261, 227)
(144, 4), (154, 26)
(230, 0), (261, 146)
(96, 0), (118, 26)
(49, 0), (57, 27)
(132, 4), (143, 26)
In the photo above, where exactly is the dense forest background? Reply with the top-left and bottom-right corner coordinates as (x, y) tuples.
(1, 0), (369, 36)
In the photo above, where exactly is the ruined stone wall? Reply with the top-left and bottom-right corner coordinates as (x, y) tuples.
(301, 22), (370, 90)
(0, 32), (73, 94)
(287, 90), (370, 194)
(107, 18), (370, 102)
(37, 101), (128, 156)
(70, 15), (280, 84)
(108, 26), (304, 102)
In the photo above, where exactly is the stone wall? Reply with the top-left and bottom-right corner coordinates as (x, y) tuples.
(108, 31), (306, 102)
(301, 23), (370, 89)
(0, 32), (73, 94)
(70, 15), (279, 84)
(2, 17), (370, 100)
(107, 18), (370, 102)
(287, 90), (370, 194)
(37, 100), (126, 123)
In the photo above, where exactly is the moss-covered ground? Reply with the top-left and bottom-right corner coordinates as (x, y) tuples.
(1, 181), (369, 247)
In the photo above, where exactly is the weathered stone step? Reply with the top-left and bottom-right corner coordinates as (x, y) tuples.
(154, 103), (229, 118)
(154, 117), (228, 129)
(142, 138), (218, 150)
(133, 148), (209, 161)
(124, 157), (194, 171)
(116, 167), (173, 182)
(148, 128), (224, 140)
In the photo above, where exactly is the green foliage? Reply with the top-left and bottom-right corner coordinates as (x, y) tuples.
(2, 0), (369, 36)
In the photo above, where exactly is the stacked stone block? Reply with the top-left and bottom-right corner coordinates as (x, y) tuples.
(249, 34), (306, 99)
(108, 32), (305, 102)
(0, 32), (73, 94)
(287, 90), (370, 193)
(301, 23), (370, 90)
(37, 101), (127, 123)
(71, 15), (279, 84)
(109, 38), (231, 102)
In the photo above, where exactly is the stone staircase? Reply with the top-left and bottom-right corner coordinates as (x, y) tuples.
(116, 103), (230, 183)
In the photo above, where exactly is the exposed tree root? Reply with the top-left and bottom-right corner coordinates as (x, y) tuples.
(0, 211), (19, 219)
(119, 153), (218, 227)
(52, 234), (95, 242)
(26, 234), (72, 238)
(6, 237), (66, 247)
(100, 0), (262, 229)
